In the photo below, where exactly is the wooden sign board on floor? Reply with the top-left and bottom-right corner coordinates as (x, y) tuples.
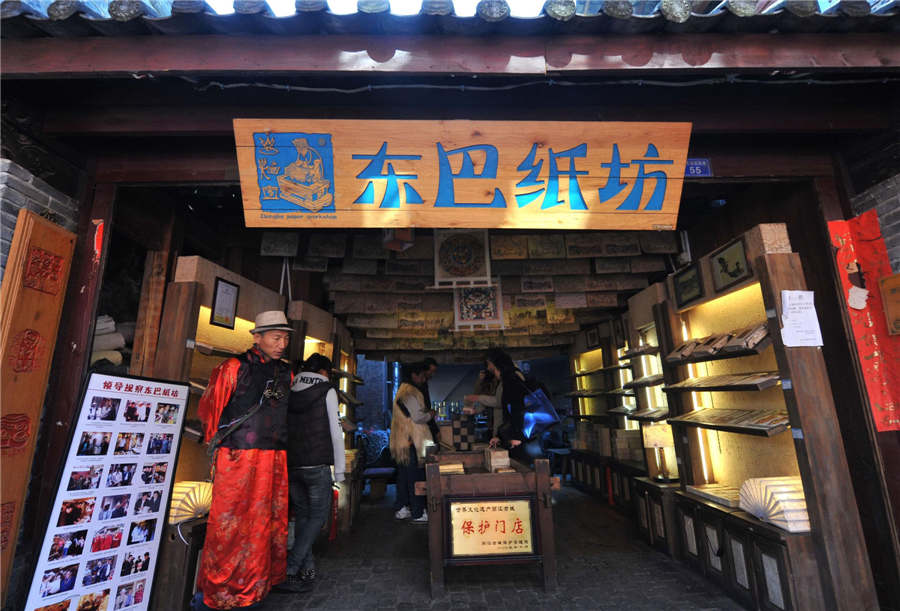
(235, 120), (692, 230)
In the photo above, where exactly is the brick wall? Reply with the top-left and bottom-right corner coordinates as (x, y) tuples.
(0, 158), (79, 283)
(850, 172), (900, 273)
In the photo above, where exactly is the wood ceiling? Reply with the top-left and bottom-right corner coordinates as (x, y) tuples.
(307, 229), (678, 362)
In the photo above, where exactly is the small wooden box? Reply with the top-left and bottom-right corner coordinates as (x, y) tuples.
(484, 448), (510, 472)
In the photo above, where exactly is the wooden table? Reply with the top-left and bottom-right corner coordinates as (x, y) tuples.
(423, 451), (558, 597)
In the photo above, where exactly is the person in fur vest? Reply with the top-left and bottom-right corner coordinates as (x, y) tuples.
(389, 361), (435, 523)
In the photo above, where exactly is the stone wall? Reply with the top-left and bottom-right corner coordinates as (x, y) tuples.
(0, 158), (79, 283)
(850, 172), (900, 273)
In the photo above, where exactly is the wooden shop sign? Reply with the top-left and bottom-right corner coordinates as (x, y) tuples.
(235, 119), (692, 230)
(1, 211), (75, 599)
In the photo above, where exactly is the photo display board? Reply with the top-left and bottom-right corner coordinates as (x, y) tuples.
(25, 373), (188, 611)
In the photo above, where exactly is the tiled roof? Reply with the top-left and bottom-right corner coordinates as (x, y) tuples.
(1, 1), (897, 37)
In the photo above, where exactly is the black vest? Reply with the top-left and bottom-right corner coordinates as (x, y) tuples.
(218, 350), (290, 451)
(287, 379), (335, 468)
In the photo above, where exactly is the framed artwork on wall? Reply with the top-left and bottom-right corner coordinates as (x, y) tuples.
(673, 263), (704, 309)
(709, 237), (752, 293)
(210, 277), (240, 330)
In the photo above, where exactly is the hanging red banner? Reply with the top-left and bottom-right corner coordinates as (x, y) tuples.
(828, 210), (900, 432)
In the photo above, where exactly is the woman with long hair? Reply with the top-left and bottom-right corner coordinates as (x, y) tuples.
(389, 361), (435, 523)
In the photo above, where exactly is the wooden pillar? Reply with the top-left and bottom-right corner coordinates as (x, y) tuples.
(756, 252), (878, 610)
(152, 282), (201, 382)
(425, 462), (445, 598)
(19, 182), (115, 605)
(130, 211), (177, 377)
(534, 459), (557, 591)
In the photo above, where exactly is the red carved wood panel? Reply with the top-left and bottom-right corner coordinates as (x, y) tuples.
(0, 210), (75, 599)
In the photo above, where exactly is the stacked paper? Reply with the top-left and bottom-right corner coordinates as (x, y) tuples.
(739, 476), (810, 533)
(438, 462), (466, 475)
(686, 484), (741, 508)
(484, 448), (510, 472)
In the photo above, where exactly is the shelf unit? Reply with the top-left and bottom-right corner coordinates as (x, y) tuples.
(651, 224), (875, 609)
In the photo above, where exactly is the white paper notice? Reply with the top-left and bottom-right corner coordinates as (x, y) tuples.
(781, 290), (823, 347)
(847, 286), (869, 310)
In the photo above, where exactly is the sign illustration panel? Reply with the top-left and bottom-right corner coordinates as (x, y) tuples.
(235, 120), (692, 230)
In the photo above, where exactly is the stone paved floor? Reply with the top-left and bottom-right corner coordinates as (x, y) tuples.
(255, 485), (743, 610)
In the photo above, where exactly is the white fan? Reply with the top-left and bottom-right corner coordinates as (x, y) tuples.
(168, 481), (213, 525)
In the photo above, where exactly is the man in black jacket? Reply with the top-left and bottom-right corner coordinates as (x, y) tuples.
(279, 353), (345, 593)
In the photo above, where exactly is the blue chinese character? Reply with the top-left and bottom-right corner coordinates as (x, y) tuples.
(616, 144), (674, 211)
(596, 143), (629, 204)
(515, 143), (588, 210)
(353, 143), (424, 209)
(435, 143), (506, 208)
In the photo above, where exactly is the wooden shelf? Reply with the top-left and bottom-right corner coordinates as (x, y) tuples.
(572, 364), (630, 377)
(607, 405), (636, 416)
(665, 336), (774, 366)
(623, 373), (665, 390)
(628, 408), (669, 422)
(622, 344), (660, 359)
(332, 368), (364, 385)
(662, 372), (780, 393)
(194, 342), (241, 359)
(667, 407), (789, 437)
(337, 388), (362, 406)
(605, 388), (636, 398)
(564, 389), (608, 398)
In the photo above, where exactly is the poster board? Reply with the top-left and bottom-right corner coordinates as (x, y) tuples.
(234, 119), (692, 229)
(24, 373), (189, 611)
(448, 498), (534, 557)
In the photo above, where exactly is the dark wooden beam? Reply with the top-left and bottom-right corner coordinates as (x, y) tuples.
(36, 98), (894, 137)
(2, 34), (898, 79)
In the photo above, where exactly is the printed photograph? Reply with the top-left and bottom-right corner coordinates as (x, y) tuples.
(113, 432), (144, 456)
(127, 519), (157, 545)
(122, 401), (152, 423)
(66, 466), (103, 491)
(120, 550), (151, 577)
(75, 589), (110, 611)
(82, 555), (117, 587)
(113, 579), (145, 610)
(38, 563), (79, 598)
(154, 402), (179, 424)
(87, 396), (120, 422)
(140, 462), (167, 485)
(146, 433), (173, 455)
(132, 490), (162, 516)
(97, 494), (131, 521)
(35, 600), (72, 611)
(56, 498), (96, 527)
(76, 432), (111, 457)
(105, 463), (137, 488)
(47, 529), (87, 562)
(90, 523), (124, 553)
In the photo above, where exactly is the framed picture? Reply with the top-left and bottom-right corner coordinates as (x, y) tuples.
(709, 237), (752, 293)
(210, 277), (240, 329)
(673, 263), (704, 309)
(586, 326), (600, 348)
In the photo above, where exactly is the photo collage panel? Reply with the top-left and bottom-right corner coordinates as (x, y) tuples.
(26, 374), (188, 611)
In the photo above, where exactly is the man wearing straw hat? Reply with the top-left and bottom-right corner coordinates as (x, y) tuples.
(196, 310), (293, 610)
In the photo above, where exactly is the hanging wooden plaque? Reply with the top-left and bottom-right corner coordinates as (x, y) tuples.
(235, 119), (691, 229)
(1, 211), (76, 597)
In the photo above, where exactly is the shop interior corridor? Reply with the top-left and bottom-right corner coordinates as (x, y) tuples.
(255, 484), (740, 611)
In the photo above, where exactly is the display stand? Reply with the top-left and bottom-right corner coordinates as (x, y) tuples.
(567, 333), (645, 513)
(654, 224), (875, 610)
(423, 452), (557, 598)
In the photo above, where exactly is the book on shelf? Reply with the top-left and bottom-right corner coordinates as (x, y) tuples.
(721, 322), (769, 353)
(664, 371), (780, 391)
(691, 333), (733, 357)
(739, 476), (810, 533)
(629, 407), (668, 420)
(686, 484), (742, 508)
(438, 462), (466, 475)
(668, 407), (789, 432)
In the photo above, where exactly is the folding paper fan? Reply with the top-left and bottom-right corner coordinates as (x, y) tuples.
(739, 476), (809, 533)
(168, 481), (213, 524)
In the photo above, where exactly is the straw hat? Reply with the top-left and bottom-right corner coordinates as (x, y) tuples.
(249, 311), (294, 334)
